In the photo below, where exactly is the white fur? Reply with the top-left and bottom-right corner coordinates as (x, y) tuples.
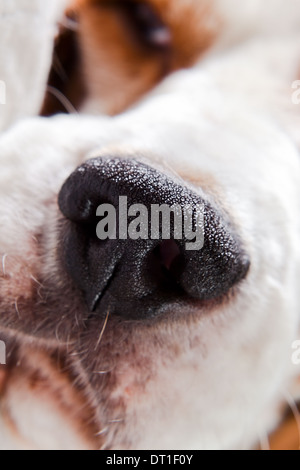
(0, 0), (66, 131)
(214, 0), (300, 48)
(1, 0), (300, 450)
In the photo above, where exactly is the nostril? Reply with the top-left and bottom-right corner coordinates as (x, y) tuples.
(149, 240), (185, 292)
(157, 240), (181, 271)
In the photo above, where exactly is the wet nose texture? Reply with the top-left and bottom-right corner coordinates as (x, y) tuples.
(58, 158), (250, 320)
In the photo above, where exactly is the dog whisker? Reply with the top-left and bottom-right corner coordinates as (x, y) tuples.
(30, 275), (45, 300)
(55, 315), (67, 342)
(108, 418), (124, 424)
(2, 254), (8, 277)
(14, 300), (21, 319)
(30, 275), (43, 288)
(94, 309), (110, 352)
(92, 369), (113, 375)
(69, 349), (89, 357)
(66, 334), (72, 354)
(95, 427), (109, 437)
(46, 86), (78, 114)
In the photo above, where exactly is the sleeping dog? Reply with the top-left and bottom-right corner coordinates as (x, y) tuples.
(1, 0), (300, 450)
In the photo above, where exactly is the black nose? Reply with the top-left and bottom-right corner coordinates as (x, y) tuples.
(58, 158), (250, 320)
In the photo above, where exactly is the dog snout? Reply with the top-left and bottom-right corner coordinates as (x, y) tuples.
(58, 158), (250, 320)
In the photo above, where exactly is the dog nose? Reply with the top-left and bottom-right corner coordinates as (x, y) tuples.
(58, 158), (250, 319)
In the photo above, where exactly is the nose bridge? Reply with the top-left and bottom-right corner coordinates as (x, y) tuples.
(58, 157), (250, 320)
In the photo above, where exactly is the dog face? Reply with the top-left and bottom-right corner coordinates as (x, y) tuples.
(1, 0), (300, 451)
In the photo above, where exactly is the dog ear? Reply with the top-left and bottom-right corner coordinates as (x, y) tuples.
(40, 14), (86, 117)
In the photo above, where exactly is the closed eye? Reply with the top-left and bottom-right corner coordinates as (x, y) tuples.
(108, 0), (172, 50)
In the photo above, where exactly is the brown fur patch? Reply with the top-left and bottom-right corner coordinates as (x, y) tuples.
(0, 368), (7, 394)
(42, 0), (219, 116)
(268, 406), (300, 450)
(0, 255), (36, 303)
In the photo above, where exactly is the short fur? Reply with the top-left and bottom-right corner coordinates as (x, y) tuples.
(1, 0), (300, 450)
